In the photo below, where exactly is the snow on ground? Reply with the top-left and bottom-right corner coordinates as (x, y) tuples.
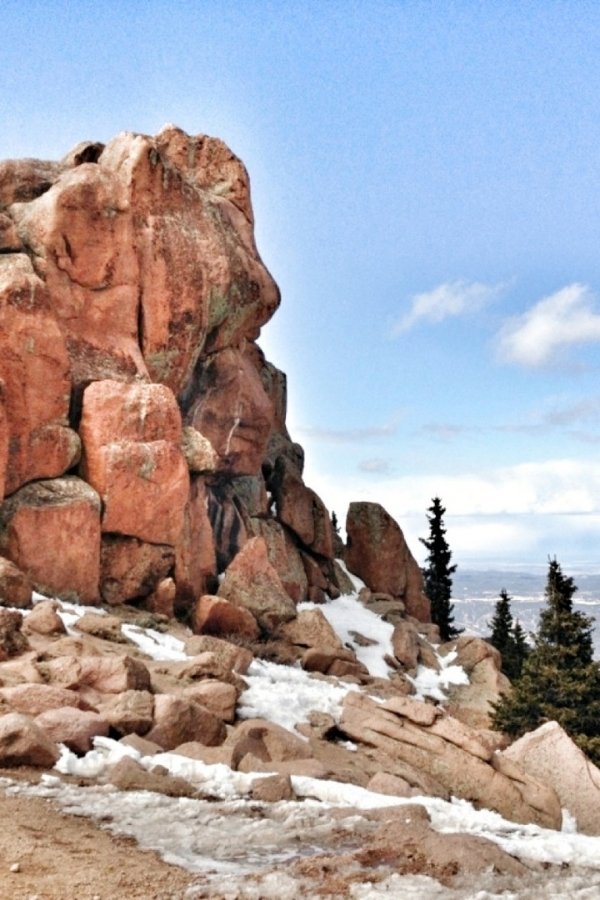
(408, 647), (469, 701)
(238, 658), (357, 732)
(299, 561), (469, 701)
(299, 562), (394, 678)
(52, 735), (600, 874)
(120, 623), (188, 661)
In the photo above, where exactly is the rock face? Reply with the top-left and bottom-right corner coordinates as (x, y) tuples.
(0, 126), (431, 628)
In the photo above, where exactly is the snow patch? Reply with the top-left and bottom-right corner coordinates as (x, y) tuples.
(238, 658), (357, 731)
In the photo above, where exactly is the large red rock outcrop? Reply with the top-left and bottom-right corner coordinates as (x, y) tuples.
(345, 502), (430, 621)
(0, 127), (426, 637)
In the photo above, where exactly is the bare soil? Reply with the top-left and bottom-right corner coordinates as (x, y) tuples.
(0, 770), (193, 900)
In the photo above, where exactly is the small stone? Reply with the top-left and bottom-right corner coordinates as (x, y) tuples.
(9, 862), (20, 872)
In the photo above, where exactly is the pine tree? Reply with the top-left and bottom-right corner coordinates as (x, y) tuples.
(490, 589), (513, 651)
(420, 497), (460, 641)
(509, 619), (529, 679)
(488, 590), (529, 680)
(492, 558), (600, 765)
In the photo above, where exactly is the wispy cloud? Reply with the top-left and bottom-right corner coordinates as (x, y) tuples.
(297, 418), (400, 444)
(498, 395), (600, 443)
(496, 283), (600, 367)
(392, 280), (501, 335)
(358, 458), (393, 474)
(418, 423), (479, 441)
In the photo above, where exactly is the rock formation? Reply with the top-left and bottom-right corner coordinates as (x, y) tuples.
(0, 129), (581, 884)
(0, 125), (426, 626)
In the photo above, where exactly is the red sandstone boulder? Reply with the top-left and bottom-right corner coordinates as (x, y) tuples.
(391, 620), (420, 670)
(146, 694), (226, 750)
(98, 690), (154, 736)
(187, 344), (274, 476)
(9, 162), (145, 388)
(181, 680), (238, 723)
(183, 635), (253, 675)
(191, 594), (259, 639)
(0, 158), (64, 208)
(218, 537), (296, 630)
(0, 712), (60, 766)
(0, 684), (81, 716)
(143, 577), (176, 618)
(0, 477), (101, 604)
(100, 127), (279, 388)
(339, 691), (561, 829)
(345, 502), (430, 621)
(100, 536), (175, 606)
(44, 655), (151, 694)
(0, 557), (32, 608)
(227, 718), (311, 768)
(279, 609), (343, 653)
(250, 774), (295, 802)
(35, 707), (110, 753)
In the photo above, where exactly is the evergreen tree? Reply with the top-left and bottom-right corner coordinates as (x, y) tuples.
(492, 558), (600, 765)
(488, 590), (529, 680)
(420, 497), (460, 640)
(509, 619), (529, 680)
(490, 589), (513, 651)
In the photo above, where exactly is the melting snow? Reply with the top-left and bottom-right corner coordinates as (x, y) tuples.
(238, 658), (357, 731)
(408, 647), (469, 702)
(120, 623), (188, 661)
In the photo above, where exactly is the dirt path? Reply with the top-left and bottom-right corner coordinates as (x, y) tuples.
(0, 776), (194, 900)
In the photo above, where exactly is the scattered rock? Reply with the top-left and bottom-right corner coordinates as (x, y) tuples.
(99, 690), (154, 736)
(250, 773), (295, 802)
(145, 694), (226, 751)
(0, 712), (59, 766)
(0, 684), (81, 716)
(190, 594), (259, 639)
(183, 634), (253, 675)
(0, 558), (32, 609)
(22, 600), (66, 636)
(35, 707), (110, 753)
(107, 755), (197, 798)
(0, 608), (28, 660)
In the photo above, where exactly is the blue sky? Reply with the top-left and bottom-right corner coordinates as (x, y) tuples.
(4, 1), (600, 568)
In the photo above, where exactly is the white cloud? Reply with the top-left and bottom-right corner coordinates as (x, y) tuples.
(302, 456), (600, 568)
(497, 283), (600, 367)
(392, 280), (501, 334)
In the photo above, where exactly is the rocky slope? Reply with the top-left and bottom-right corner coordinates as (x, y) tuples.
(1, 127), (599, 895)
